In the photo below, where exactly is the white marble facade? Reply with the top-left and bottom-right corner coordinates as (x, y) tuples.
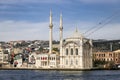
(60, 29), (93, 69)
(29, 11), (93, 69)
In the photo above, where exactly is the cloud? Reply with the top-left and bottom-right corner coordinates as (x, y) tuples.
(63, 21), (120, 40)
(0, 20), (62, 41)
(0, 0), (64, 4)
(86, 23), (120, 40)
(0, 20), (120, 41)
(0, 20), (49, 41)
(78, 0), (120, 4)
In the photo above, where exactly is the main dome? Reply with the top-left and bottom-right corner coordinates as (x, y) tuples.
(67, 28), (83, 39)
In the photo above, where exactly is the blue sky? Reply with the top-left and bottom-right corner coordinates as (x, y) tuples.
(0, 0), (120, 41)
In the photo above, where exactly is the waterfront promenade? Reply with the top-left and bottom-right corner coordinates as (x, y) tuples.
(0, 67), (119, 71)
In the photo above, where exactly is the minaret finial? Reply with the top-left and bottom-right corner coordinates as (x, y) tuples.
(75, 27), (78, 32)
(60, 13), (62, 17)
(60, 13), (63, 29)
(49, 9), (53, 27)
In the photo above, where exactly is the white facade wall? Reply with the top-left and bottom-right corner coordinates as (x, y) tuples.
(35, 54), (48, 68)
(61, 41), (84, 68)
(29, 53), (57, 68)
(0, 51), (3, 63)
(60, 30), (92, 69)
(49, 54), (57, 68)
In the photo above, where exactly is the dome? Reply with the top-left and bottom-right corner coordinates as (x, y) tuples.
(67, 28), (83, 39)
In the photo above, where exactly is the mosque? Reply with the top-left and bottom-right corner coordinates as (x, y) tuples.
(49, 10), (93, 69)
(29, 10), (93, 69)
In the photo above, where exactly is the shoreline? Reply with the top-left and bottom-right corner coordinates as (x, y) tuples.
(0, 67), (120, 71)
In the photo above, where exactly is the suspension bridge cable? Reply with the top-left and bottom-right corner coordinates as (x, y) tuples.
(85, 13), (120, 37)
(84, 10), (120, 36)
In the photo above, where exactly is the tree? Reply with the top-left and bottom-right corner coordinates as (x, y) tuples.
(39, 47), (43, 52)
(93, 60), (108, 67)
(53, 48), (59, 52)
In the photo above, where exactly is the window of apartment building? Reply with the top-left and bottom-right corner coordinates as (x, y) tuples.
(111, 58), (113, 61)
(66, 49), (68, 55)
(99, 54), (101, 57)
(41, 57), (47, 60)
(103, 59), (105, 61)
(102, 54), (105, 57)
(104, 54), (105, 57)
(109, 54), (112, 57)
(101, 58), (104, 61)
(102, 54), (104, 57)
(76, 48), (78, 55)
(97, 54), (98, 56)
(71, 48), (73, 55)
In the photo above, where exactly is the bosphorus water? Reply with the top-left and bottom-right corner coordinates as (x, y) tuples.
(0, 70), (120, 80)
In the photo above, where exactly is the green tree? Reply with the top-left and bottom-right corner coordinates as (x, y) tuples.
(53, 48), (59, 52)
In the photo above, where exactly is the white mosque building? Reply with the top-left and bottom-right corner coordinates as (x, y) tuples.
(48, 10), (93, 69)
(60, 29), (93, 69)
(58, 13), (93, 69)
(28, 10), (93, 69)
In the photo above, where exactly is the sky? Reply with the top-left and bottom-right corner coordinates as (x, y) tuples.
(0, 0), (120, 41)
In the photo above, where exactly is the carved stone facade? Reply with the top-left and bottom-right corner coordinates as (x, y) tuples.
(60, 30), (93, 69)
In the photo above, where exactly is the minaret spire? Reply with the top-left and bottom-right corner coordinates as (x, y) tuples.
(49, 10), (53, 54)
(49, 9), (53, 28)
(60, 13), (63, 28)
(75, 27), (78, 32)
(60, 13), (63, 67)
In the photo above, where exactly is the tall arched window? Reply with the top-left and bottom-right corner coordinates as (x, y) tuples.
(71, 48), (73, 55)
(70, 59), (73, 65)
(66, 49), (68, 55)
(76, 48), (78, 55)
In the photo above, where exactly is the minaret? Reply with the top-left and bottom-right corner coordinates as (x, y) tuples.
(49, 10), (53, 54)
(60, 13), (63, 67)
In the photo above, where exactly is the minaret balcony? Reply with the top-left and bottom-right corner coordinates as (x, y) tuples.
(49, 24), (53, 28)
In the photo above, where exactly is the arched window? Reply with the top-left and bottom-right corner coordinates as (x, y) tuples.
(66, 49), (68, 55)
(70, 59), (73, 65)
(76, 48), (78, 55)
(71, 48), (73, 55)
